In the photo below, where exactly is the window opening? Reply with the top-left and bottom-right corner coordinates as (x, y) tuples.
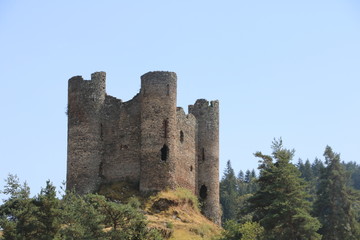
(180, 130), (184, 143)
(98, 161), (104, 179)
(200, 185), (207, 199)
(166, 84), (170, 96)
(161, 144), (169, 161)
(190, 165), (193, 172)
(100, 123), (103, 141)
(202, 148), (205, 161)
(163, 119), (169, 138)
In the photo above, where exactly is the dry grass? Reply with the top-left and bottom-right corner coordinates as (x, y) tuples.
(98, 183), (221, 239)
(145, 188), (221, 240)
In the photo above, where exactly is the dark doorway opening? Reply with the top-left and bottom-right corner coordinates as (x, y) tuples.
(200, 185), (207, 199)
(161, 144), (169, 161)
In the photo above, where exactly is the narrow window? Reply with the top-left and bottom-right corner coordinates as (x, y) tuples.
(100, 123), (103, 141)
(180, 130), (184, 143)
(190, 165), (193, 172)
(202, 148), (205, 161)
(166, 84), (170, 96)
(163, 119), (168, 138)
(200, 185), (207, 199)
(161, 144), (169, 161)
(98, 161), (104, 179)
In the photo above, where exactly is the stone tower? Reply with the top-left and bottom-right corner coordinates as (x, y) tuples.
(66, 71), (221, 224)
(67, 72), (105, 194)
(189, 99), (221, 224)
(139, 72), (178, 191)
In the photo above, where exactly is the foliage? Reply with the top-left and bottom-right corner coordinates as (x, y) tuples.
(218, 220), (242, 240)
(313, 146), (360, 240)
(247, 139), (321, 240)
(220, 160), (239, 223)
(33, 181), (62, 240)
(219, 220), (264, 240)
(238, 221), (264, 240)
(0, 175), (163, 240)
(0, 174), (42, 240)
(220, 160), (258, 225)
(58, 192), (105, 239)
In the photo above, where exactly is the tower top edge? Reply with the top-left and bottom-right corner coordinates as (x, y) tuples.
(141, 71), (177, 80)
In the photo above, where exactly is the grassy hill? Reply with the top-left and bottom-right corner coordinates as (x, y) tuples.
(99, 183), (222, 240)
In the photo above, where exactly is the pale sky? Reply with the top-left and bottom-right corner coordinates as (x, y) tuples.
(1, 0), (360, 196)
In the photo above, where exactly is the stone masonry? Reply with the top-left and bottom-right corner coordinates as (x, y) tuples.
(67, 71), (220, 224)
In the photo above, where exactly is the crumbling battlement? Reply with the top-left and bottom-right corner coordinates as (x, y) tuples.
(67, 71), (220, 224)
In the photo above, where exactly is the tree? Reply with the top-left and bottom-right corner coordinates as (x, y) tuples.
(33, 181), (61, 240)
(58, 192), (105, 240)
(238, 170), (244, 182)
(313, 146), (360, 239)
(0, 176), (163, 240)
(86, 195), (162, 240)
(247, 139), (321, 240)
(219, 220), (264, 240)
(0, 174), (42, 240)
(298, 159), (313, 182)
(220, 160), (239, 223)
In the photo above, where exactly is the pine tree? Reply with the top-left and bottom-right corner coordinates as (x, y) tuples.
(220, 160), (239, 223)
(238, 170), (244, 182)
(0, 174), (42, 240)
(313, 146), (360, 240)
(33, 181), (61, 240)
(247, 139), (321, 240)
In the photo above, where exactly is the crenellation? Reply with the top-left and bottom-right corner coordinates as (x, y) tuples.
(67, 71), (221, 224)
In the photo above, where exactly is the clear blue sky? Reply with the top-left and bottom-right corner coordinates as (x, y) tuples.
(1, 0), (359, 196)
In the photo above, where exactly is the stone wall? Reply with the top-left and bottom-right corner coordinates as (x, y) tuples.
(139, 72), (178, 192)
(175, 107), (197, 194)
(67, 72), (105, 194)
(67, 71), (221, 224)
(100, 95), (142, 184)
(189, 99), (221, 225)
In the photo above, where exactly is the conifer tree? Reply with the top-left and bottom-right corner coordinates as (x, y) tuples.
(220, 160), (239, 223)
(247, 139), (321, 240)
(313, 146), (360, 239)
(0, 174), (42, 240)
(33, 180), (61, 240)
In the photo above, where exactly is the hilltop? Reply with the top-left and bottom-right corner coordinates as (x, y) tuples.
(99, 183), (221, 240)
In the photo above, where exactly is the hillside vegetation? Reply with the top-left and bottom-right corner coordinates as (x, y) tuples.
(99, 182), (221, 239)
(0, 177), (221, 240)
(145, 188), (221, 240)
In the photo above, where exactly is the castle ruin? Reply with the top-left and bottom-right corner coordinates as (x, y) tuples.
(67, 71), (220, 224)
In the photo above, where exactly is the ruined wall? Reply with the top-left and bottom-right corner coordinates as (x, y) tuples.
(189, 99), (221, 225)
(100, 95), (141, 184)
(175, 108), (197, 194)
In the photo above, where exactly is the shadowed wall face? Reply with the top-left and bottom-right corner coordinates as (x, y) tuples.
(67, 72), (105, 194)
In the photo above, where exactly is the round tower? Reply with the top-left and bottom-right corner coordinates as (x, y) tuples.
(189, 99), (221, 225)
(139, 71), (178, 192)
(67, 72), (106, 194)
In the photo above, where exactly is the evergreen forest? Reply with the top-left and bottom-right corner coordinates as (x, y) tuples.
(0, 176), (164, 240)
(219, 139), (360, 240)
